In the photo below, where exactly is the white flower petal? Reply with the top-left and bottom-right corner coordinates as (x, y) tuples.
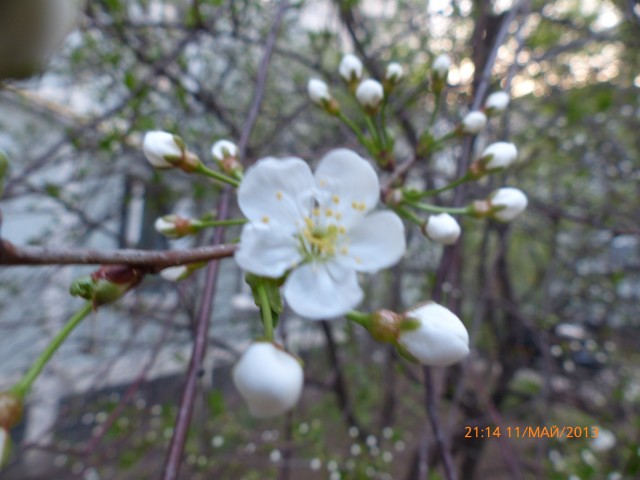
(238, 157), (314, 231)
(314, 149), (380, 228)
(284, 262), (363, 319)
(235, 223), (302, 278)
(233, 342), (304, 418)
(337, 211), (406, 273)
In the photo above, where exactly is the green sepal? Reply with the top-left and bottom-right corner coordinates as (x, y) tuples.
(417, 131), (436, 157)
(245, 274), (284, 328)
(394, 341), (420, 364)
(398, 318), (421, 332)
(69, 276), (96, 299)
(0, 149), (9, 197)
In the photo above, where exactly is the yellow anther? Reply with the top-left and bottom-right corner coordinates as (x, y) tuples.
(338, 226), (346, 235)
(319, 179), (327, 187)
(352, 201), (358, 210)
(325, 209), (333, 217)
(336, 213), (342, 220)
(312, 208), (321, 217)
(355, 256), (363, 264)
(276, 191), (283, 200)
(262, 216), (270, 224)
(340, 247), (349, 255)
(332, 195), (340, 204)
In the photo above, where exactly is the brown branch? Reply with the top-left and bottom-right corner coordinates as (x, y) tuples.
(0, 239), (236, 269)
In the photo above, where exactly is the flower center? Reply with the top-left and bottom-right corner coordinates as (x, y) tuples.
(298, 214), (346, 261)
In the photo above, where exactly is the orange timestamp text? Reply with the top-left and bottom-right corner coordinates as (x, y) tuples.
(464, 425), (599, 439)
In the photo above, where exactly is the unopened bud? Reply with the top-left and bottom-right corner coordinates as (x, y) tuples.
(423, 213), (461, 245)
(233, 342), (303, 418)
(397, 302), (469, 367)
(307, 79), (340, 115)
(211, 140), (243, 177)
(0, 392), (23, 430)
(143, 131), (201, 172)
(154, 215), (196, 238)
(485, 91), (510, 115)
(339, 54), (363, 84)
(432, 54), (451, 78)
(70, 265), (145, 308)
(460, 111), (487, 134)
(487, 187), (528, 222)
(385, 62), (404, 87)
(472, 141), (518, 175)
(356, 79), (384, 113)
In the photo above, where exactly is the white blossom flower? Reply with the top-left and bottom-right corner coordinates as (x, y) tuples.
(211, 140), (238, 161)
(424, 213), (461, 245)
(398, 302), (469, 367)
(235, 149), (406, 319)
(232, 342), (303, 418)
(160, 266), (189, 282)
(489, 187), (528, 222)
(485, 91), (510, 113)
(432, 54), (451, 77)
(481, 142), (518, 170)
(143, 131), (182, 168)
(590, 428), (616, 452)
(385, 62), (404, 83)
(356, 79), (384, 109)
(461, 111), (487, 134)
(339, 54), (363, 82)
(307, 79), (331, 105)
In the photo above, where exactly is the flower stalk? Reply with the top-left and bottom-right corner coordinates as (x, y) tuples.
(11, 302), (93, 399)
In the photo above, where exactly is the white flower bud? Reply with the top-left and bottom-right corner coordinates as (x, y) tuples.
(233, 342), (304, 418)
(399, 302), (469, 367)
(356, 79), (384, 109)
(385, 62), (404, 83)
(159, 266), (189, 282)
(154, 215), (193, 238)
(308, 79), (331, 105)
(481, 142), (518, 170)
(485, 91), (510, 113)
(424, 213), (461, 245)
(489, 187), (528, 222)
(154, 216), (178, 237)
(432, 54), (451, 77)
(461, 111), (487, 134)
(211, 140), (238, 162)
(339, 54), (363, 82)
(143, 131), (182, 168)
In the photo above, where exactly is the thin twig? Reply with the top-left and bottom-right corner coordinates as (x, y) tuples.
(161, 189), (231, 480)
(238, 0), (290, 161)
(0, 239), (236, 268)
